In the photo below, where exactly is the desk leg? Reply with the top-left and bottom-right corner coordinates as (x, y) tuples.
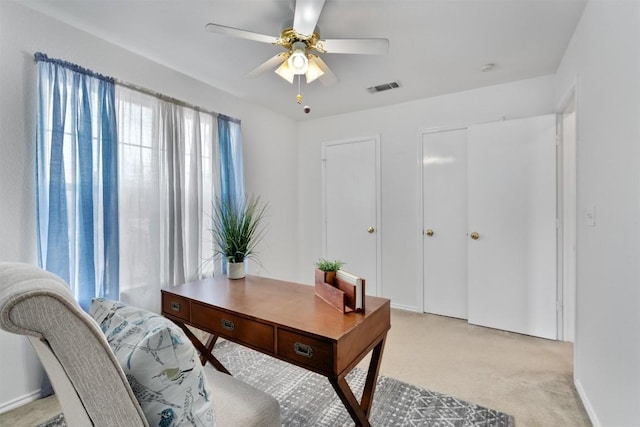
(174, 321), (231, 375)
(200, 334), (219, 365)
(329, 334), (387, 427)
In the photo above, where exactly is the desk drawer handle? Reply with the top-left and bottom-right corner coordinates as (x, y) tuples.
(170, 302), (181, 312)
(294, 342), (313, 358)
(221, 319), (235, 331)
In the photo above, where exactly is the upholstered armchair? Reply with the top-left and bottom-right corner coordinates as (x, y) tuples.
(0, 262), (280, 426)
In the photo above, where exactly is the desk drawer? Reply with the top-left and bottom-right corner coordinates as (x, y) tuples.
(191, 303), (274, 353)
(162, 294), (190, 321)
(277, 330), (334, 375)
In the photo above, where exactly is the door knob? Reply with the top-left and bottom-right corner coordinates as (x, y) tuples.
(424, 229), (434, 237)
(367, 226), (375, 233)
(469, 231), (480, 240)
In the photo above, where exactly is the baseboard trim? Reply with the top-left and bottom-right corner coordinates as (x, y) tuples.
(575, 378), (602, 427)
(390, 302), (421, 312)
(0, 389), (41, 414)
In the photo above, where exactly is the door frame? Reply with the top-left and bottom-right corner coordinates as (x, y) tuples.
(321, 135), (382, 297)
(556, 82), (579, 343)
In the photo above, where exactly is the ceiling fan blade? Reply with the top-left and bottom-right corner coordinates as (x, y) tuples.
(293, 0), (326, 37)
(248, 53), (288, 78)
(319, 38), (389, 55)
(205, 23), (277, 44)
(312, 56), (337, 86)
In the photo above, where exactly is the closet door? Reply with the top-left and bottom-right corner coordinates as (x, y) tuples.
(467, 115), (557, 339)
(322, 137), (381, 296)
(422, 128), (468, 319)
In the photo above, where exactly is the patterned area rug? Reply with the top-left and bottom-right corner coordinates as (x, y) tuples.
(39, 340), (514, 426)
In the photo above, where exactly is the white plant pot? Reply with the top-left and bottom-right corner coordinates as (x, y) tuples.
(227, 261), (246, 279)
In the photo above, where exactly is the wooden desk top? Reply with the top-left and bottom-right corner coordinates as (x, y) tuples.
(162, 274), (390, 426)
(162, 274), (390, 342)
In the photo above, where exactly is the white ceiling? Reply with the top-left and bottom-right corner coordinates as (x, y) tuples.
(23, 0), (587, 121)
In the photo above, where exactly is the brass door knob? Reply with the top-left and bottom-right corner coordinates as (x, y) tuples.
(424, 229), (434, 237)
(470, 231), (480, 240)
(367, 226), (375, 233)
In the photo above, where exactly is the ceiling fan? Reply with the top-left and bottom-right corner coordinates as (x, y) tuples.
(204, 0), (389, 88)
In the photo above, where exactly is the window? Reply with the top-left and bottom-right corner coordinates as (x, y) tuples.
(36, 53), (241, 313)
(116, 87), (216, 312)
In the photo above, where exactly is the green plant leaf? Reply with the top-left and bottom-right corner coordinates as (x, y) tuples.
(314, 258), (345, 272)
(209, 195), (269, 264)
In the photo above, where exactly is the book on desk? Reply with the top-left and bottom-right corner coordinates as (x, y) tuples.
(314, 269), (365, 313)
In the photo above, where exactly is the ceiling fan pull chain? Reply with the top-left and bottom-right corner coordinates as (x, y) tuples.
(296, 75), (302, 104)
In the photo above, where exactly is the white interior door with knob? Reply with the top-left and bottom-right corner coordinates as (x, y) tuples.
(467, 115), (557, 339)
(422, 128), (468, 319)
(322, 136), (380, 296)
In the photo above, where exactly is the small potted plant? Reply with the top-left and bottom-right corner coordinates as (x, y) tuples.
(314, 258), (344, 286)
(210, 195), (268, 279)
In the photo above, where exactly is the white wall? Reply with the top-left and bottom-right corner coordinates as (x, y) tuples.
(297, 75), (556, 309)
(0, 1), (298, 410)
(555, 1), (640, 425)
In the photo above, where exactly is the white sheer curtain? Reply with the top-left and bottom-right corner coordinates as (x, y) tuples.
(116, 86), (216, 312)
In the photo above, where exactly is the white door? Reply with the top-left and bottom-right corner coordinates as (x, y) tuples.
(422, 128), (468, 319)
(467, 115), (557, 339)
(322, 137), (380, 296)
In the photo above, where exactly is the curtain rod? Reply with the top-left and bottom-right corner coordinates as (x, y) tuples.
(34, 52), (240, 123)
(114, 79), (224, 119)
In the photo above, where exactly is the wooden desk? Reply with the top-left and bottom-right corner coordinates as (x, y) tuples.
(161, 275), (391, 427)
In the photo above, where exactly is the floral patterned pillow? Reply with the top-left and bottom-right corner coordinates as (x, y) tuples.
(90, 298), (215, 426)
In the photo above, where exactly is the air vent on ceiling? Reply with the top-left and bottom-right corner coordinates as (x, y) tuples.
(367, 81), (401, 94)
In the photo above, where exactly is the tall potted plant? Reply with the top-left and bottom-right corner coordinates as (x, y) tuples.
(210, 195), (268, 279)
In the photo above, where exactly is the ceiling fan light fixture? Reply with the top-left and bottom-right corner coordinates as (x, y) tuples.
(305, 58), (325, 83)
(287, 41), (309, 75)
(275, 60), (295, 83)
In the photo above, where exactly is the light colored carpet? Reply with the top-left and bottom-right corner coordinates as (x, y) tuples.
(370, 310), (591, 426)
(0, 309), (591, 426)
(0, 395), (59, 426)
